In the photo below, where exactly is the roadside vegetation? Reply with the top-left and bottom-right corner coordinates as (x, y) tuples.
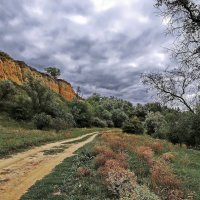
(0, 112), (109, 158)
(21, 130), (200, 200)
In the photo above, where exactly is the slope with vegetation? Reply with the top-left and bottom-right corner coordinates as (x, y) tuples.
(0, 51), (76, 100)
(21, 130), (200, 200)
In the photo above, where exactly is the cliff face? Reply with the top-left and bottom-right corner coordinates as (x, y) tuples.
(0, 52), (76, 101)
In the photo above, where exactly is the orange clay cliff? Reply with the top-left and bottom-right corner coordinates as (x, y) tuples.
(0, 52), (76, 100)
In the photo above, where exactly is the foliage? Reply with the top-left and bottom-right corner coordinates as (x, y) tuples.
(111, 109), (129, 128)
(71, 100), (93, 127)
(10, 95), (33, 120)
(33, 113), (52, 130)
(91, 117), (107, 128)
(144, 112), (167, 137)
(122, 117), (144, 134)
(44, 67), (61, 79)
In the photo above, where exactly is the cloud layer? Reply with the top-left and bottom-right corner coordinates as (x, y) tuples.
(0, 0), (171, 104)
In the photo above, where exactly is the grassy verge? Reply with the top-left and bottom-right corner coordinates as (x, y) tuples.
(21, 137), (112, 200)
(172, 148), (200, 199)
(0, 127), (111, 158)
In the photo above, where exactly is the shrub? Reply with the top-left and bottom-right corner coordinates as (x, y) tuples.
(122, 117), (144, 134)
(77, 167), (91, 176)
(10, 95), (33, 120)
(91, 117), (107, 128)
(71, 100), (93, 127)
(121, 185), (160, 200)
(104, 162), (137, 198)
(0, 81), (16, 112)
(33, 113), (52, 129)
(160, 152), (175, 162)
(51, 113), (76, 131)
(144, 112), (167, 136)
(136, 146), (154, 164)
(111, 109), (129, 128)
(92, 145), (116, 158)
(150, 160), (181, 189)
(106, 120), (114, 127)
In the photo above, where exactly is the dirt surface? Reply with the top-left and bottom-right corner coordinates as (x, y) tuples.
(0, 132), (98, 200)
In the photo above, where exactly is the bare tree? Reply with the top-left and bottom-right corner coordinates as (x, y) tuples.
(155, 0), (200, 70)
(142, 68), (200, 113)
(142, 1), (200, 112)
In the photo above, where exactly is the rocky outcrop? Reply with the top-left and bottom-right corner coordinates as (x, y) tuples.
(0, 52), (76, 100)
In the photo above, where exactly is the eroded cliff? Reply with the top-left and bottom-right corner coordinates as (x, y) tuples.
(0, 52), (76, 100)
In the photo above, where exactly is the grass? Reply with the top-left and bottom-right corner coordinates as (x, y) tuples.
(172, 148), (200, 199)
(21, 138), (113, 200)
(0, 113), (111, 158)
(42, 146), (67, 155)
(6, 129), (200, 199)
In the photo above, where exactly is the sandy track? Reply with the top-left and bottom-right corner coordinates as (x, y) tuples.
(0, 132), (98, 200)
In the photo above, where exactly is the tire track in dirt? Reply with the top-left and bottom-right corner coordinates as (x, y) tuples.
(0, 132), (98, 200)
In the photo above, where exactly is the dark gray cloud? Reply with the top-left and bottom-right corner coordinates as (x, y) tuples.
(0, 0), (171, 104)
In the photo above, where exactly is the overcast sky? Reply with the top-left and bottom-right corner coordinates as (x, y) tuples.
(0, 0), (172, 104)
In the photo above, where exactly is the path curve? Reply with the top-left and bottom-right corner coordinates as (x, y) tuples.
(0, 132), (98, 200)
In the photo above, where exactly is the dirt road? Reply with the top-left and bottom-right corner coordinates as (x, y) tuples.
(0, 132), (98, 200)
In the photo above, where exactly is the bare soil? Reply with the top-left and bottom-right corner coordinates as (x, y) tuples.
(0, 132), (98, 200)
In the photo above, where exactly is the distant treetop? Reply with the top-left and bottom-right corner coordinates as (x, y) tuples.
(44, 67), (61, 79)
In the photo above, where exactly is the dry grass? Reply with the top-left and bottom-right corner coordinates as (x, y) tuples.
(160, 152), (175, 162)
(77, 167), (91, 176)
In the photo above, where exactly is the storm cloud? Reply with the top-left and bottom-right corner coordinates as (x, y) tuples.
(0, 0), (171, 104)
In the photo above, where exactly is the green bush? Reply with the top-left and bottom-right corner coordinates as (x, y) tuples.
(91, 117), (107, 128)
(71, 100), (93, 127)
(122, 117), (144, 134)
(144, 112), (167, 135)
(106, 120), (114, 128)
(33, 113), (52, 130)
(111, 109), (129, 128)
(10, 95), (33, 120)
(51, 113), (76, 131)
(0, 80), (16, 100)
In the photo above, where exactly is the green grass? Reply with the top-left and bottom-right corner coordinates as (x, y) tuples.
(172, 148), (200, 199)
(42, 146), (67, 155)
(0, 113), (110, 158)
(20, 132), (200, 200)
(21, 138), (114, 200)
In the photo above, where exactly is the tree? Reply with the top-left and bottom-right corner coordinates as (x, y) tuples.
(111, 109), (129, 128)
(44, 67), (61, 79)
(155, 0), (200, 70)
(122, 117), (144, 134)
(142, 68), (198, 113)
(143, 1), (200, 112)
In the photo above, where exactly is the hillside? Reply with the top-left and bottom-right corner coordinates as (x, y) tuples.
(0, 51), (76, 101)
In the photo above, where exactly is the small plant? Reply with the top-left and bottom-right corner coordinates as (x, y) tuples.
(136, 146), (154, 164)
(150, 160), (181, 189)
(77, 167), (91, 176)
(160, 152), (175, 162)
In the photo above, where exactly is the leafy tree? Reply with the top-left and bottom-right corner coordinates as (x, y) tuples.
(0, 80), (16, 101)
(122, 117), (144, 134)
(144, 112), (167, 136)
(91, 117), (107, 128)
(70, 100), (93, 127)
(33, 113), (52, 130)
(10, 95), (33, 120)
(23, 76), (54, 114)
(44, 67), (61, 79)
(111, 109), (128, 128)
